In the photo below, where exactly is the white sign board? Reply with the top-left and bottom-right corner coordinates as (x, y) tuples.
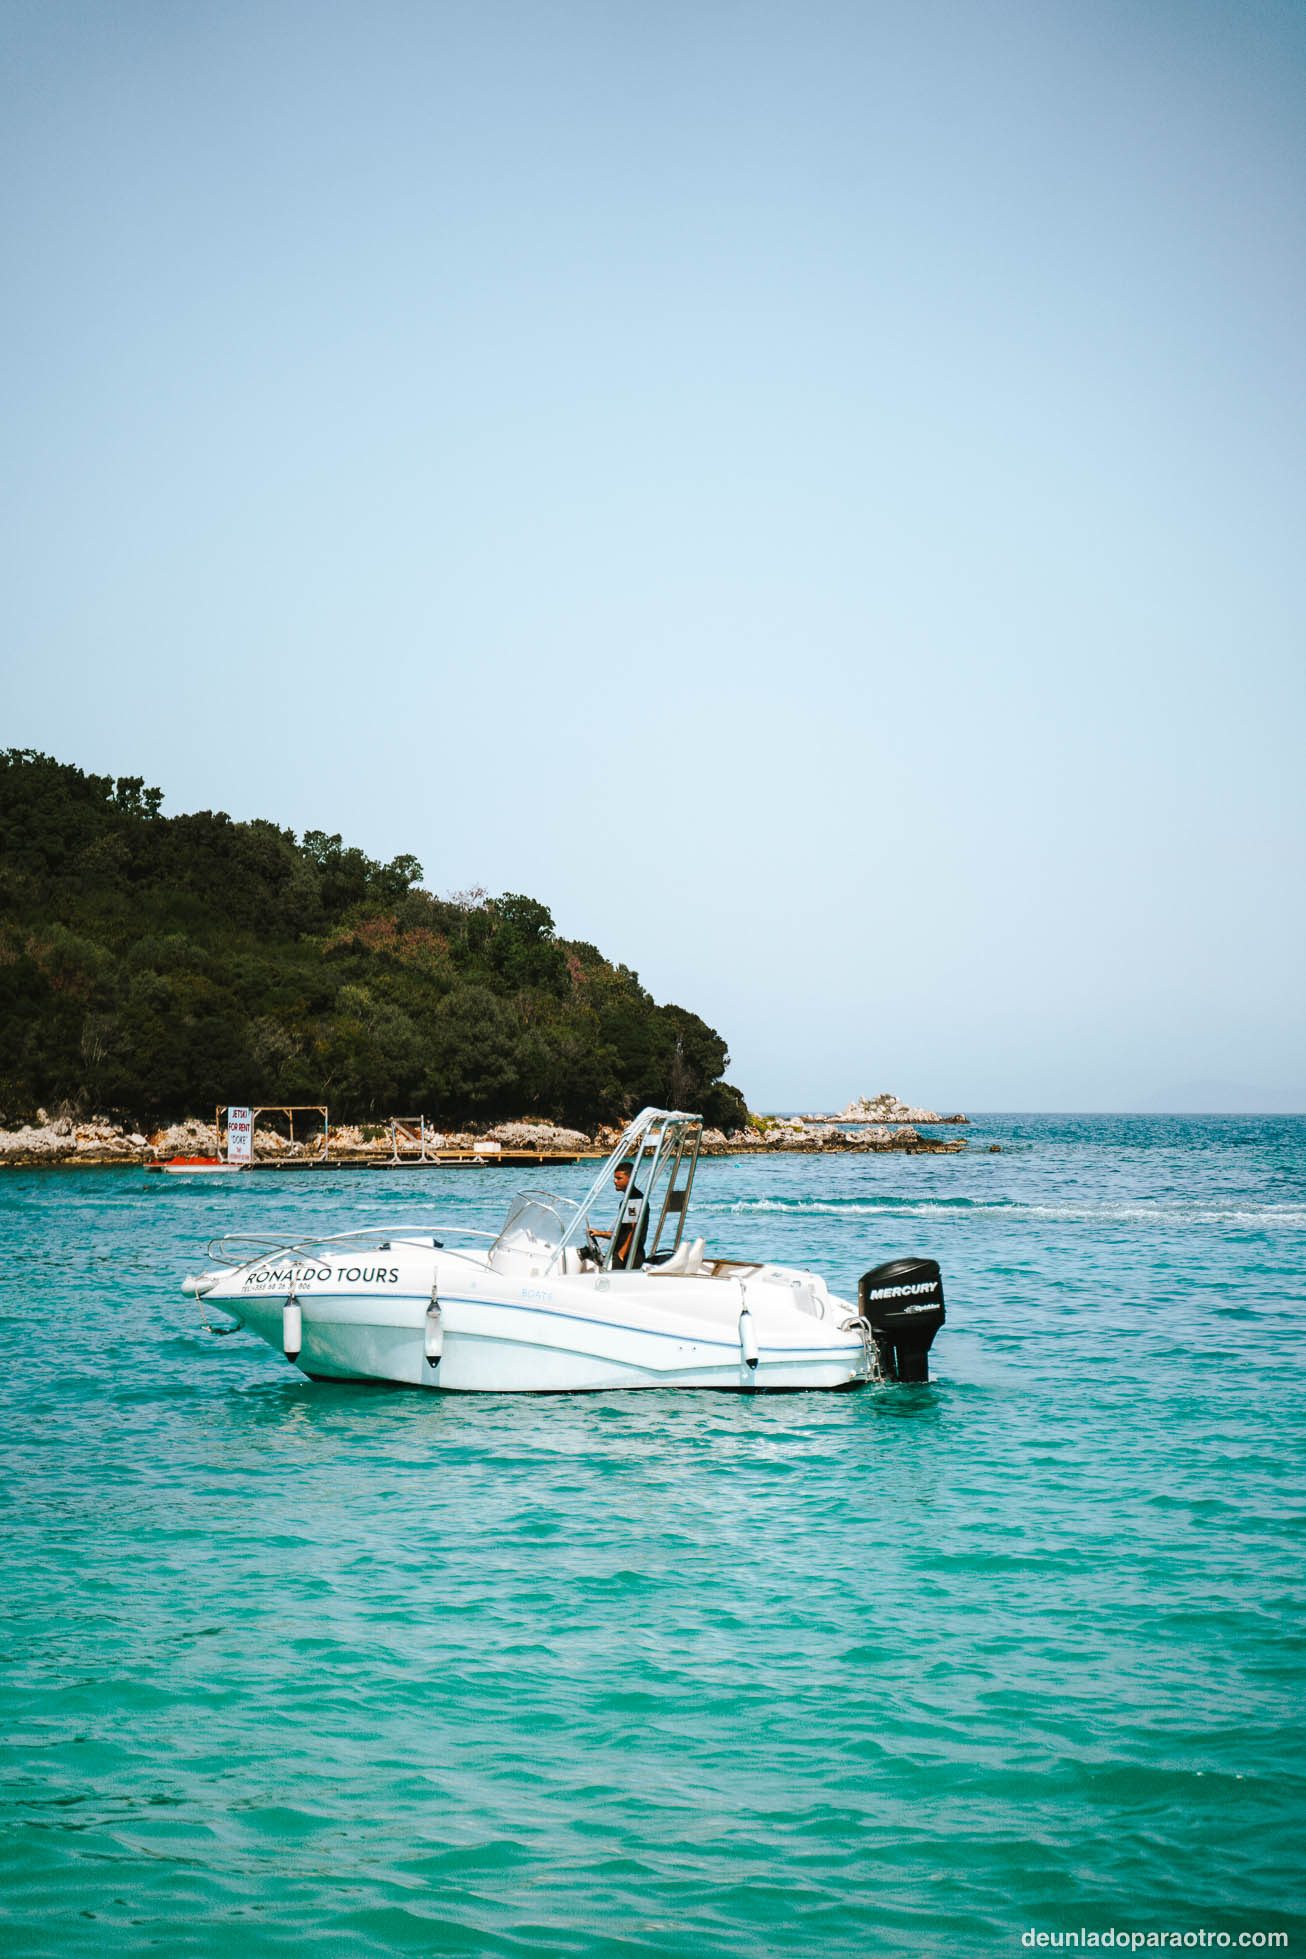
(227, 1106), (253, 1163)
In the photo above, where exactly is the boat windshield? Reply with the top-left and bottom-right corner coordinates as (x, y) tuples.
(487, 1113), (703, 1276)
(489, 1190), (581, 1264)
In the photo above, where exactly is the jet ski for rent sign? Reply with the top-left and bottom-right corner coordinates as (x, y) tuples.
(227, 1107), (253, 1164)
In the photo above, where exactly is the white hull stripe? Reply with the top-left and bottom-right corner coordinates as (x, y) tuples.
(243, 1288), (858, 1360)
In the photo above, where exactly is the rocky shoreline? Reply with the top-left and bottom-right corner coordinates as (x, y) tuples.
(0, 1094), (969, 1168)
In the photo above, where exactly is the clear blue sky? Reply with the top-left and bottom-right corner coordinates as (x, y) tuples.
(4, 0), (1303, 1111)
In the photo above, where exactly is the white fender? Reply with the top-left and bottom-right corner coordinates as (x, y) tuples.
(424, 1300), (444, 1365)
(282, 1299), (302, 1362)
(738, 1305), (759, 1371)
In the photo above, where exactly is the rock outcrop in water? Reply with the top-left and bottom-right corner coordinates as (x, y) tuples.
(719, 1114), (964, 1155)
(836, 1092), (969, 1125)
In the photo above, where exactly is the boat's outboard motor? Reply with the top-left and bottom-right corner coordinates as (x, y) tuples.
(858, 1258), (946, 1383)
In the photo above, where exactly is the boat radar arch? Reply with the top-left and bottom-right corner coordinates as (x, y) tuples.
(557, 1107), (703, 1273)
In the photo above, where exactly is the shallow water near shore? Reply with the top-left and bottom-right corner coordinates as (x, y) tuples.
(2, 1115), (1304, 1955)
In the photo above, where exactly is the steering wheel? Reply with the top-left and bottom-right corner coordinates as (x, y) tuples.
(582, 1225), (605, 1266)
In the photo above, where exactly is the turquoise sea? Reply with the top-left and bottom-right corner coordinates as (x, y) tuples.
(2, 1115), (1304, 1956)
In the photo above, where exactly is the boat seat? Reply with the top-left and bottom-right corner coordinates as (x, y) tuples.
(646, 1236), (705, 1276)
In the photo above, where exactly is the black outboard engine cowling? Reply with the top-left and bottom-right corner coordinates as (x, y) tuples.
(858, 1258), (946, 1383)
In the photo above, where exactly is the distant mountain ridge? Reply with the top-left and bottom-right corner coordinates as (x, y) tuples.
(0, 749), (747, 1129)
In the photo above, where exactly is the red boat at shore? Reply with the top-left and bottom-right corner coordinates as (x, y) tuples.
(148, 1155), (249, 1176)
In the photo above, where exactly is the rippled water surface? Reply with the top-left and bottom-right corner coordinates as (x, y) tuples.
(2, 1116), (1304, 1955)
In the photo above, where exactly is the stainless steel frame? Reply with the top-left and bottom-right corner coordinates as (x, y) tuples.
(548, 1107), (702, 1273)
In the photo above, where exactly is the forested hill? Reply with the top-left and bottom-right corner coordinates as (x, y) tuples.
(0, 750), (747, 1129)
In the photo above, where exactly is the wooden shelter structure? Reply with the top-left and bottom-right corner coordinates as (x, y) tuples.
(215, 1105), (330, 1161)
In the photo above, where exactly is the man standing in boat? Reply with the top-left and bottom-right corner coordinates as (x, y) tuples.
(594, 1159), (648, 1269)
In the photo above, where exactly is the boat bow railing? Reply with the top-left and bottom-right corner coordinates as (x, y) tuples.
(204, 1222), (497, 1271)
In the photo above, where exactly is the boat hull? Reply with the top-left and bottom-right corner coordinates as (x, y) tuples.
(228, 1287), (869, 1393)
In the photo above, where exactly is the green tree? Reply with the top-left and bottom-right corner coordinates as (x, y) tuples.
(427, 985), (521, 1115)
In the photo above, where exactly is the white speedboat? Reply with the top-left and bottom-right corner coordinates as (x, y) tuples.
(183, 1108), (946, 1392)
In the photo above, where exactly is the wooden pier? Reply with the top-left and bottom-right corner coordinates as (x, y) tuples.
(148, 1148), (602, 1173)
(163, 1105), (607, 1172)
(245, 1148), (601, 1170)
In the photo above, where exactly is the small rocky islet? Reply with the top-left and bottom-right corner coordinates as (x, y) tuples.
(0, 1093), (969, 1167)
